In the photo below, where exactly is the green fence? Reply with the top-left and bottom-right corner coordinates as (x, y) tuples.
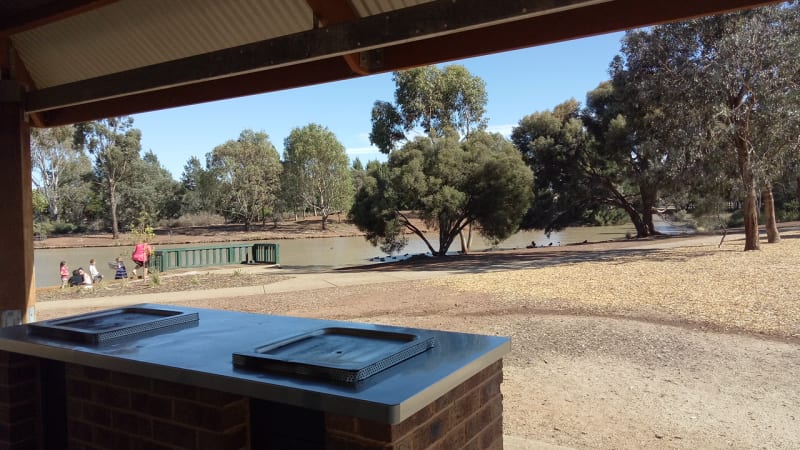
(152, 243), (279, 273)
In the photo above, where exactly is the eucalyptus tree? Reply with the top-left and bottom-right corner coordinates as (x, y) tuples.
(369, 65), (488, 154)
(180, 156), (221, 216)
(30, 125), (80, 221)
(207, 129), (282, 231)
(56, 154), (94, 227)
(279, 159), (304, 219)
(179, 156), (204, 215)
(597, 67), (694, 237)
(350, 131), (532, 256)
(117, 151), (182, 226)
(74, 116), (142, 239)
(351, 158), (367, 194)
(282, 124), (354, 230)
(615, 4), (800, 249)
(512, 98), (659, 237)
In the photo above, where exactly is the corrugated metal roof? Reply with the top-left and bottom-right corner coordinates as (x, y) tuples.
(10, 0), (434, 90)
(11, 0), (316, 89)
(6, 0), (777, 125)
(350, 0), (432, 17)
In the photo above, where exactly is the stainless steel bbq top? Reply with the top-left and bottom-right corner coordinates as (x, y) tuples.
(233, 327), (437, 384)
(0, 303), (509, 424)
(28, 306), (199, 343)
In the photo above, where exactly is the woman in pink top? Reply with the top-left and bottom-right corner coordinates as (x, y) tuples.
(131, 241), (153, 279)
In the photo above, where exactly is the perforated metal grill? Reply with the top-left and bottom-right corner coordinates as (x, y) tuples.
(29, 308), (199, 344)
(233, 329), (437, 384)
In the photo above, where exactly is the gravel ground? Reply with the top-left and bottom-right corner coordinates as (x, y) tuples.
(36, 231), (800, 449)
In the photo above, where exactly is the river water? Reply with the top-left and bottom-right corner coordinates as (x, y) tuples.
(35, 220), (691, 288)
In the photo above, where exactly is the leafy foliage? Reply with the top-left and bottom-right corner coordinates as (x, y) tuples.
(117, 151), (182, 225)
(74, 116), (142, 238)
(351, 132), (532, 256)
(30, 125), (82, 222)
(207, 130), (282, 231)
(512, 99), (604, 234)
(612, 4), (800, 248)
(282, 124), (354, 229)
(369, 65), (488, 153)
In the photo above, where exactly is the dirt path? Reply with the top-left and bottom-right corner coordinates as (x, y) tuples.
(152, 278), (796, 450)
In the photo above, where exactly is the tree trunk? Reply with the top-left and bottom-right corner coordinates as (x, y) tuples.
(602, 178), (648, 237)
(762, 185), (781, 244)
(640, 186), (660, 235)
(616, 200), (647, 237)
(109, 181), (119, 239)
(437, 222), (460, 257)
(244, 218), (251, 232)
(742, 188), (760, 250)
(458, 224), (473, 254)
(321, 213), (328, 230)
(735, 129), (759, 251)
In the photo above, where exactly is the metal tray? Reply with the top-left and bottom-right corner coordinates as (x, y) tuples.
(28, 307), (199, 344)
(233, 327), (436, 384)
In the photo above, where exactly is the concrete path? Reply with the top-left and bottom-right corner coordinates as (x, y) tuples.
(36, 265), (463, 313)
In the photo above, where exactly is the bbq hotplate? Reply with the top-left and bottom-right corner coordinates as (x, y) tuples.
(233, 327), (436, 384)
(28, 306), (199, 344)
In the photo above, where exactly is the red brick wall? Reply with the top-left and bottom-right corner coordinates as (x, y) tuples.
(1, 351), (505, 450)
(325, 360), (504, 450)
(0, 351), (41, 450)
(65, 365), (249, 450)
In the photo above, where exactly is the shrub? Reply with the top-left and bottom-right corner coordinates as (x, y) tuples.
(776, 200), (800, 222)
(51, 221), (83, 234)
(726, 209), (742, 228)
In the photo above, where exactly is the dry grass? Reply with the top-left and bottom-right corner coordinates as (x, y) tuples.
(431, 231), (800, 338)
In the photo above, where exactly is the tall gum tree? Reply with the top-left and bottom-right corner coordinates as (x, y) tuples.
(30, 125), (77, 222)
(74, 117), (141, 239)
(207, 130), (282, 231)
(618, 4), (800, 250)
(282, 124), (353, 230)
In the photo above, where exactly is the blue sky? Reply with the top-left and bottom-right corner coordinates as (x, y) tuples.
(133, 32), (625, 179)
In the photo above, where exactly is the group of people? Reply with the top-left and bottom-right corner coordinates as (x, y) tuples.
(59, 241), (153, 288)
(59, 259), (103, 288)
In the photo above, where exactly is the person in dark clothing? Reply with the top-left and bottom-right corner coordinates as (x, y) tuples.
(113, 257), (128, 280)
(68, 269), (84, 287)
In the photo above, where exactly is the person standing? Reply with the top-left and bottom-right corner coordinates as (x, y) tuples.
(131, 240), (153, 279)
(113, 257), (128, 280)
(88, 258), (103, 283)
(59, 261), (69, 288)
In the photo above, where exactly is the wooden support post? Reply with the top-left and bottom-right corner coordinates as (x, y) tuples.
(0, 42), (36, 326)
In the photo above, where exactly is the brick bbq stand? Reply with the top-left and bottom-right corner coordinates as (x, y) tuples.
(0, 304), (509, 449)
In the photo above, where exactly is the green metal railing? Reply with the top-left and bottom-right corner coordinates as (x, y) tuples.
(152, 243), (279, 273)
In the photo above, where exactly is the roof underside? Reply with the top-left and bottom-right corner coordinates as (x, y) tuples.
(0, 0), (781, 127)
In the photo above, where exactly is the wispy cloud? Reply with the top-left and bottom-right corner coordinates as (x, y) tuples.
(355, 132), (372, 146)
(486, 124), (514, 137)
(346, 146), (380, 155)
(345, 146), (387, 164)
